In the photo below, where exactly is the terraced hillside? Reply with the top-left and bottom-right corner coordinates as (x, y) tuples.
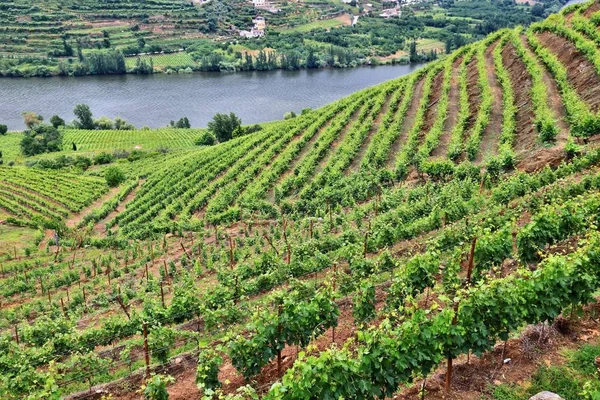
(94, 0), (600, 238)
(4, 2), (600, 400)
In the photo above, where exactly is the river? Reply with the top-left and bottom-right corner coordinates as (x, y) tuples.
(1, 64), (426, 130)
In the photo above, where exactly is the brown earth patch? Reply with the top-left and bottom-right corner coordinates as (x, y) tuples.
(420, 71), (445, 139)
(583, 1), (600, 17)
(465, 57), (481, 129)
(432, 57), (463, 158)
(502, 42), (537, 155)
(387, 77), (426, 168)
(536, 31), (600, 113)
(476, 41), (503, 163)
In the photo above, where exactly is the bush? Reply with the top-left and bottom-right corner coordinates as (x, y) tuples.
(0, 124), (7, 135)
(195, 131), (216, 146)
(74, 156), (92, 171)
(49, 115), (65, 129)
(93, 152), (114, 165)
(105, 166), (126, 187)
(20, 124), (63, 156)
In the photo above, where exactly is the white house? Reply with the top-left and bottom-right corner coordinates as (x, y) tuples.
(239, 16), (266, 38)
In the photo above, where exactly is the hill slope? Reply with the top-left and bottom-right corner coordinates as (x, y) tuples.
(4, 1), (600, 399)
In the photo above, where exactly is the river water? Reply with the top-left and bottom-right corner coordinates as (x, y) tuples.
(1, 64), (426, 130)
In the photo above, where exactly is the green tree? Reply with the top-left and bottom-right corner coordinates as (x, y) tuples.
(94, 116), (114, 130)
(409, 40), (418, 62)
(0, 124), (7, 135)
(74, 104), (95, 130)
(195, 131), (216, 146)
(20, 125), (63, 156)
(174, 117), (191, 128)
(114, 116), (135, 130)
(105, 166), (126, 187)
(531, 3), (545, 17)
(306, 47), (319, 68)
(208, 112), (241, 143)
(49, 115), (65, 129)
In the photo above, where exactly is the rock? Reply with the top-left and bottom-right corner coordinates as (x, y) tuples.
(529, 392), (564, 400)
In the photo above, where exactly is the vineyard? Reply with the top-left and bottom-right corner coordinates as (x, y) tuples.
(124, 53), (197, 71)
(63, 129), (207, 152)
(5, 1), (600, 400)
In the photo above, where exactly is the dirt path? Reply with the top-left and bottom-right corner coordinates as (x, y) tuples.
(454, 57), (482, 162)
(431, 57), (463, 158)
(502, 42), (537, 156)
(418, 71), (445, 145)
(536, 31), (600, 112)
(92, 181), (143, 236)
(476, 41), (503, 163)
(520, 35), (570, 146)
(66, 186), (121, 229)
(37, 186), (122, 249)
(347, 89), (397, 173)
(386, 77), (425, 169)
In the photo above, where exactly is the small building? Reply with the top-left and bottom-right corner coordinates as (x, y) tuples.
(239, 16), (266, 38)
(379, 8), (400, 17)
(253, 16), (266, 31)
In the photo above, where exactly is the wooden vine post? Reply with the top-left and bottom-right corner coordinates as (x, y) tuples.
(229, 237), (235, 270)
(283, 218), (291, 265)
(332, 263), (337, 344)
(163, 260), (170, 283)
(60, 298), (68, 318)
(160, 281), (166, 308)
(309, 219), (314, 239)
(445, 302), (460, 393)
(465, 237), (477, 284)
(277, 303), (283, 378)
(143, 322), (150, 378)
(14, 325), (19, 345)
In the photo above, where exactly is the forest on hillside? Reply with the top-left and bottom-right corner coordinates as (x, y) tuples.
(0, 0), (566, 76)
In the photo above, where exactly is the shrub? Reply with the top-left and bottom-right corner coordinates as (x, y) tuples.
(0, 124), (7, 135)
(94, 152), (114, 165)
(20, 124), (63, 156)
(105, 166), (126, 187)
(195, 131), (216, 146)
